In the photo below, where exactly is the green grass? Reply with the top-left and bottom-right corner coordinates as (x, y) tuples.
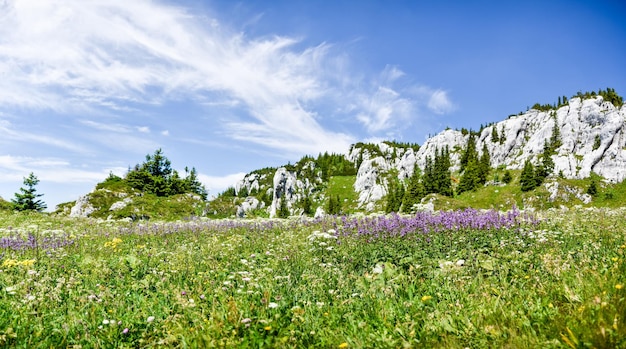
(1, 208), (625, 348)
(326, 176), (359, 213)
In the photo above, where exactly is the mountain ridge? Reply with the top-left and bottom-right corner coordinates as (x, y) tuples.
(55, 89), (626, 220)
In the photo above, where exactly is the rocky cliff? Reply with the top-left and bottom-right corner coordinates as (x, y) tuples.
(234, 95), (625, 214)
(349, 96), (625, 209)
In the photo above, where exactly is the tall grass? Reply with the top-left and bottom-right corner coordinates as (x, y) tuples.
(0, 208), (624, 348)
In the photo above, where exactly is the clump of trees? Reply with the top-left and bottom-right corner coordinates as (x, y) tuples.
(457, 134), (491, 195)
(116, 149), (207, 199)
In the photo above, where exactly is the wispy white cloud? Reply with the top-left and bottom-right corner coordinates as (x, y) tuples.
(428, 89), (456, 115)
(0, 119), (86, 152)
(0, 0), (444, 157)
(198, 172), (246, 198)
(0, 155), (119, 183)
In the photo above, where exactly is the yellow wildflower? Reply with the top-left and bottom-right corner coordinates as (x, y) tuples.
(20, 259), (35, 267)
(1, 259), (18, 268)
(421, 295), (432, 302)
(264, 326), (272, 331)
(339, 343), (349, 348)
(616, 284), (623, 290)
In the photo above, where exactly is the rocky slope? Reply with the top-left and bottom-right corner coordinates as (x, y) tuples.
(233, 95), (625, 215)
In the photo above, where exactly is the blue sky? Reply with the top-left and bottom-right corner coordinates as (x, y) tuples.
(1, 0), (625, 210)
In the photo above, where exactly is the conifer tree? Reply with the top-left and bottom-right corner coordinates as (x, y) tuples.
(499, 125), (507, 144)
(520, 160), (537, 192)
(457, 158), (480, 195)
(460, 133), (477, 172)
(435, 147), (453, 197)
(423, 156), (435, 195)
(12, 172), (47, 212)
(478, 144), (491, 184)
(502, 170), (512, 184)
(586, 179), (598, 196)
(401, 166), (425, 213)
(491, 126), (499, 143)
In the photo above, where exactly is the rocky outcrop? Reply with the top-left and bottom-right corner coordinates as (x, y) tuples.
(236, 197), (264, 218)
(269, 166), (321, 218)
(69, 194), (95, 217)
(109, 197), (132, 211)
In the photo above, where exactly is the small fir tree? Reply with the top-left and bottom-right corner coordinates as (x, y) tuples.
(491, 126), (499, 143)
(502, 170), (512, 184)
(586, 179), (598, 197)
(12, 172), (47, 212)
(520, 160), (537, 192)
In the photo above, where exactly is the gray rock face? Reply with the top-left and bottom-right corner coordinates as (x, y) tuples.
(70, 194), (95, 217)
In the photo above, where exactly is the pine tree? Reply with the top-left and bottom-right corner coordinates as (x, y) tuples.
(491, 126), (499, 143)
(502, 170), (512, 184)
(422, 156), (435, 195)
(587, 179), (598, 196)
(520, 160), (537, 192)
(478, 143), (491, 185)
(460, 133), (477, 172)
(12, 172), (47, 212)
(499, 125), (507, 144)
(457, 158), (480, 195)
(401, 166), (425, 212)
(435, 147), (453, 197)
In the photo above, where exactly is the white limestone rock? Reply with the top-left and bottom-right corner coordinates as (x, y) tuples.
(70, 195), (95, 217)
(109, 197), (133, 211)
(314, 206), (325, 218)
(348, 96), (625, 209)
(236, 197), (264, 218)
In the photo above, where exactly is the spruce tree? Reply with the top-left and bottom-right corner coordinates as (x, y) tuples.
(435, 147), (453, 197)
(587, 179), (598, 196)
(401, 166), (425, 213)
(478, 144), (491, 185)
(422, 156), (435, 195)
(491, 126), (499, 143)
(520, 160), (537, 192)
(12, 172), (47, 212)
(499, 125), (506, 144)
(460, 133), (477, 172)
(502, 170), (512, 184)
(457, 158), (480, 194)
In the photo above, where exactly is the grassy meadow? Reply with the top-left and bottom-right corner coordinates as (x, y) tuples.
(0, 207), (625, 348)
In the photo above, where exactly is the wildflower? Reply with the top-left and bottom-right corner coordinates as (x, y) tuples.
(102, 319), (110, 325)
(421, 295), (432, 302)
(616, 284), (624, 290)
(241, 318), (252, 324)
(264, 326), (272, 331)
(122, 328), (129, 334)
(339, 343), (349, 348)
(147, 316), (155, 323)
(268, 302), (278, 309)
